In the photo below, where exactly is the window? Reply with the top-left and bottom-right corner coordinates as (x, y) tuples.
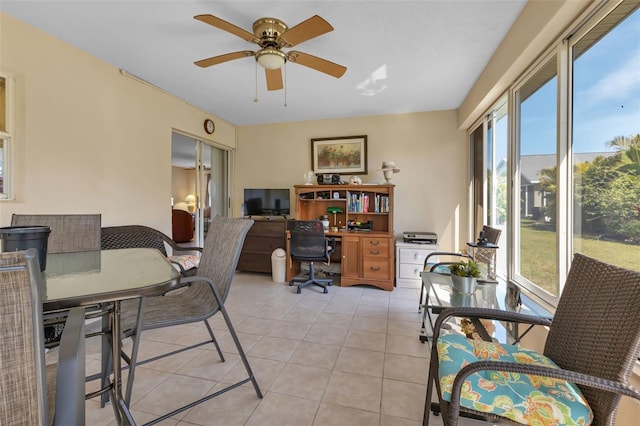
(515, 56), (559, 296)
(0, 74), (12, 199)
(470, 97), (508, 278)
(571, 2), (640, 272)
(470, 0), (639, 304)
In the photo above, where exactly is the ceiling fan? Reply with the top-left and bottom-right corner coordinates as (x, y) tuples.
(193, 14), (347, 91)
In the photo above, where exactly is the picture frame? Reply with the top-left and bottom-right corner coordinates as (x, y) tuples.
(311, 135), (368, 175)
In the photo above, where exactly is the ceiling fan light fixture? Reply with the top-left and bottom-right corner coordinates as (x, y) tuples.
(256, 48), (286, 69)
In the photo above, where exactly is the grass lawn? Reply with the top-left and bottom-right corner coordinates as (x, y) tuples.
(520, 220), (640, 295)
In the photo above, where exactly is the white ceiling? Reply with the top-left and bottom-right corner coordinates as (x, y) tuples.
(1, 0), (527, 126)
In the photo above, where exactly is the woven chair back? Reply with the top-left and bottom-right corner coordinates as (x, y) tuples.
(0, 249), (48, 425)
(11, 214), (101, 254)
(101, 225), (169, 255)
(544, 253), (640, 425)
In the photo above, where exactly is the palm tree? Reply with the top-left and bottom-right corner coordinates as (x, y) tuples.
(607, 134), (640, 175)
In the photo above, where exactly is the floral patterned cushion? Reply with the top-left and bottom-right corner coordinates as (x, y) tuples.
(167, 254), (200, 272)
(425, 263), (451, 274)
(437, 333), (593, 425)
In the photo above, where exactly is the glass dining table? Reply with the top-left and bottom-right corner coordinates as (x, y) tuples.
(43, 248), (181, 425)
(419, 271), (552, 344)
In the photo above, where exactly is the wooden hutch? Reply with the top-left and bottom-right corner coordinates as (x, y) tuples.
(287, 184), (395, 291)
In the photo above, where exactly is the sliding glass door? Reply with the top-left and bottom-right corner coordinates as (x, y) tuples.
(196, 141), (228, 243)
(172, 132), (229, 245)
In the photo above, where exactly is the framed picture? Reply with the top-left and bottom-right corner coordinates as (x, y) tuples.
(311, 135), (368, 175)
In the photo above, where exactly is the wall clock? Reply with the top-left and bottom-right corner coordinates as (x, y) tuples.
(204, 119), (215, 134)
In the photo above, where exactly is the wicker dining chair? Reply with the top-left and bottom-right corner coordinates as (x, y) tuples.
(116, 216), (262, 423)
(0, 249), (85, 426)
(423, 253), (640, 426)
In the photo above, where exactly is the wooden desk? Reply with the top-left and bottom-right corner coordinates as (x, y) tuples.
(286, 230), (395, 291)
(44, 248), (180, 425)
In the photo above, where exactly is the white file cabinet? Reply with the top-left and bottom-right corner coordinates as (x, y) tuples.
(395, 241), (439, 288)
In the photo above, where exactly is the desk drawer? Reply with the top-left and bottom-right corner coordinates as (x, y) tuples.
(399, 263), (424, 280)
(362, 237), (390, 257)
(363, 258), (390, 280)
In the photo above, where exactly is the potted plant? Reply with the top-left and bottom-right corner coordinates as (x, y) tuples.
(448, 260), (481, 294)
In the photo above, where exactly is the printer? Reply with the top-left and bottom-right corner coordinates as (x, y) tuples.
(403, 231), (438, 245)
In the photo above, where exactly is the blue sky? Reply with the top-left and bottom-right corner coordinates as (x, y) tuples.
(520, 8), (639, 156)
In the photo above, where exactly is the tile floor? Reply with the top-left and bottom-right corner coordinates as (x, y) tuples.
(80, 272), (485, 426)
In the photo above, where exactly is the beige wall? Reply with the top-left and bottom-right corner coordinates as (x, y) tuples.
(0, 13), (235, 235)
(236, 111), (469, 251)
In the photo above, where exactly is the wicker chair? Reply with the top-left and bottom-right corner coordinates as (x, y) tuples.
(117, 216), (262, 422)
(424, 253), (640, 426)
(101, 225), (202, 277)
(0, 249), (85, 426)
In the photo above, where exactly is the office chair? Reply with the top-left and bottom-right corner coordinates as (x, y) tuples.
(424, 253), (640, 425)
(289, 220), (335, 294)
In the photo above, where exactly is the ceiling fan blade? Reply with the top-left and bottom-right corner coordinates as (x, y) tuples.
(277, 15), (333, 47)
(194, 51), (255, 68)
(265, 68), (284, 91)
(287, 51), (347, 78)
(194, 14), (257, 43)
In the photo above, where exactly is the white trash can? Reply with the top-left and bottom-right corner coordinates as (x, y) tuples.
(271, 248), (286, 283)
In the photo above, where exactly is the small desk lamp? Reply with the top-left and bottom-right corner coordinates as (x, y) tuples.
(327, 207), (343, 229)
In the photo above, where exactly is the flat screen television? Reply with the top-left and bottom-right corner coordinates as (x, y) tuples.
(244, 188), (290, 217)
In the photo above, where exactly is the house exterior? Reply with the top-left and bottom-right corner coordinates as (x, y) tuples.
(519, 152), (616, 220)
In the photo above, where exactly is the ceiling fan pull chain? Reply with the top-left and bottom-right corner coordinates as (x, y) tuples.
(254, 60), (259, 103)
(284, 63), (287, 107)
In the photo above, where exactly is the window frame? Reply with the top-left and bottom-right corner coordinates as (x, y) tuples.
(468, 94), (509, 281)
(0, 71), (14, 200)
(469, 0), (639, 307)
(510, 49), (563, 305)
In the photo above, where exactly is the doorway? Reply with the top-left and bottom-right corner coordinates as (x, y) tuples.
(171, 132), (229, 245)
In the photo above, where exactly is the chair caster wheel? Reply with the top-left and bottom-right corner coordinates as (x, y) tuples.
(296, 287), (301, 294)
(323, 288), (328, 294)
